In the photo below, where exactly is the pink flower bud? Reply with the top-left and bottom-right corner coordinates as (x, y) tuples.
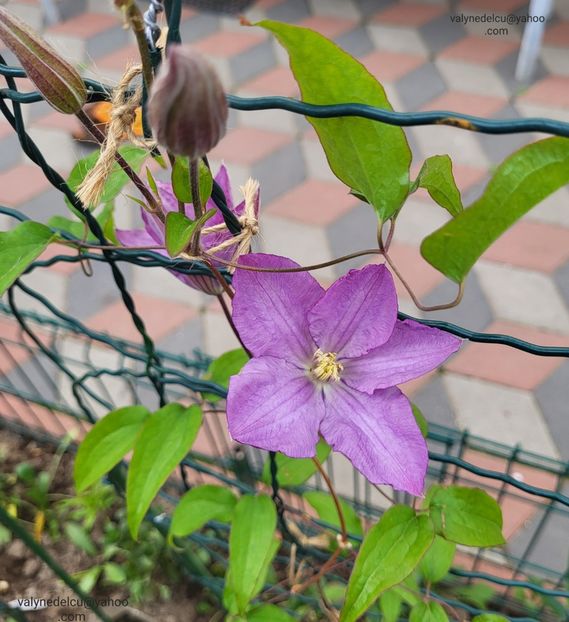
(148, 45), (228, 159)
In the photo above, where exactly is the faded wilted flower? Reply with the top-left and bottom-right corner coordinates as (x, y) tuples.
(0, 7), (86, 114)
(148, 45), (228, 158)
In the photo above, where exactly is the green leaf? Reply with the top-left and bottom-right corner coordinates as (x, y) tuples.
(127, 403), (203, 538)
(65, 145), (148, 211)
(419, 536), (455, 583)
(0, 221), (56, 295)
(453, 583), (496, 609)
(261, 438), (331, 488)
(303, 490), (362, 542)
(426, 485), (505, 547)
(48, 203), (115, 242)
(409, 601), (448, 622)
(379, 590), (403, 622)
(204, 348), (249, 403)
(223, 494), (278, 615)
(341, 505), (434, 622)
(165, 212), (197, 257)
(421, 137), (569, 283)
(412, 404), (428, 439)
(64, 522), (97, 556)
(76, 566), (101, 593)
(103, 562), (127, 584)
(246, 604), (296, 622)
(258, 20), (411, 221)
(74, 406), (150, 493)
(171, 157), (213, 205)
(472, 615), (509, 622)
(170, 484), (237, 539)
(412, 155), (463, 217)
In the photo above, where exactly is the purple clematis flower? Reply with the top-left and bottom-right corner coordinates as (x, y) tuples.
(116, 165), (260, 295)
(226, 254), (461, 496)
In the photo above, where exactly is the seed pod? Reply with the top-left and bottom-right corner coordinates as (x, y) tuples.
(0, 7), (86, 114)
(148, 45), (228, 159)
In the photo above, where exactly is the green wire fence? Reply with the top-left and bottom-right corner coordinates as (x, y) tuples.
(0, 1), (568, 620)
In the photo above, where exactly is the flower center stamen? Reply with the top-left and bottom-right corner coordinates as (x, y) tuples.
(311, 349), (343, 383)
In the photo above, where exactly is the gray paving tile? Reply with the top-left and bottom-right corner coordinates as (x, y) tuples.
(335, 26), (374, 57)
(231, 39), (276, 86)
(266, 0), (310, 23)
(535, 361), (569, 461)
(496, 52), (548, 97)
(157, 318), (203, 356)
(419, 15), (467, 57)
(354, 0), (395, 18)
(327, 202), (378, 277)
(412, 376), (457, 430)
(20, 187), (66, 223)
(395, 62), (447, 111)
(252, 141), (305, 203)
(3, 355), (61, 407)
(179, 12), (220, 43)
(67, 262), (131, 322)
(553, 261), (569, 310)
(0, 132), (22, 170)
(507, 504), (569, 576)
(58, 0), (88, 21)
(422, 271), (494, 333)
(86, 25), (132, 60)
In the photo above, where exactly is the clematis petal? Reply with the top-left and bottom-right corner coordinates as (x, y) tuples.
(343, 319), (462, 394)
(140, 208), (165, 244)
(308, 264), (397, 359)
(232, 254), (324, 362)
(227, 356), (325, 457)
(115, 227), (157, 248)
(320, 384), (428, 496)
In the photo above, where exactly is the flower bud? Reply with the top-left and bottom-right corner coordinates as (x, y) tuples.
(148, 45), (228, 159)
(0, 7), (86, 114)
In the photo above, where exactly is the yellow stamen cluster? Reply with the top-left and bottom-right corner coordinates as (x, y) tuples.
(311, 349), (343, 383)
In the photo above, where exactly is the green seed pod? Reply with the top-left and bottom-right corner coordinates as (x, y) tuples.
(0, 6), (87, 114)
(148, 45), (228, 159)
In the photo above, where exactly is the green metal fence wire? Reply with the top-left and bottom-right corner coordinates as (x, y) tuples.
(0, 0), (568, 619)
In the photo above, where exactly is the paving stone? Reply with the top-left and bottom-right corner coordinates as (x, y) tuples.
(535, 361), (569, 460)
(266, 0), (310, 23)
(335, 25), (375, 57)
(420, 14), (467, 56)
(396, 62), (447, 111)
(412, 376), (458, 429)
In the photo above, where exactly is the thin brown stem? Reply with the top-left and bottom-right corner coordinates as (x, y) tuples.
(217, 294), (251, 356)
(372, 484), (396, 506)
(123, 1), (154, 93)
(75, 109), (160, 215)
(312, 457), (347, 544)
(59, 240), (166, 252)
(383, 251), (464, 311)
(205, 258), (234, 299)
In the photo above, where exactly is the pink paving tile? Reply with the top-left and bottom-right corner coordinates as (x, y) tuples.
(440, 36), (518, 64)
(0, 164), (51, 205)
(47, 12), (121, 38)
(374, 3), (446, 27)
(422, 90), (508, 117)
(96, 43), (141, 71)
(265, 179), (359, 226)
(192, 31), (265, 58)
(239, 66), (299, 97)
(209, 127), (292, 165)
(520, 76), (569, 109)
(544, 22), (569, 47)
(37, 244), (83, 276)
(362, 50), (426, 83)
(400, 370), (436, 398)
(447, 320), (569, 390)
(297, 15), (358, 39)
(32, 110), (81, 133)
(0, 319), (32, 376)
(85, 293), (197, 343)
(458, 0), (526, 11)
(483, 220), (569, 272)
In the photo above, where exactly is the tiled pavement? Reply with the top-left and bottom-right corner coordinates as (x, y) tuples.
(1, 0), (569, 566)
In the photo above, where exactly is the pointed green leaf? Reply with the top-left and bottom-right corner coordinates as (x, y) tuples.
(127, 403), (203, 538)
(472, 615), (509, 622)
(0, 221), (57, 295)
(303, 490), (362, 543)
(341, 505), (434, 622)
(203, 348), (249, 403)
(223, 494), (278, 615)
(426, 485), (505, 547)
(419, 536), (455, 583)
(65, 146), (148, 211)
(261, 438), (331, 488)
(74, 405), (150, 492)
(412, 155), (463, 216)
(165, 212), (197, 256)
(411, 404), (429, 439)
(409, 601), (448, 622)
(258, 20), (411, 220)
(64, 522), (97, 556)
(421, 137), (569, 282)
(170, 485), (237, 539)
(246, 604), (296, 622)
(379, 590), (403, 622)
(171, 157), (213, 205)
